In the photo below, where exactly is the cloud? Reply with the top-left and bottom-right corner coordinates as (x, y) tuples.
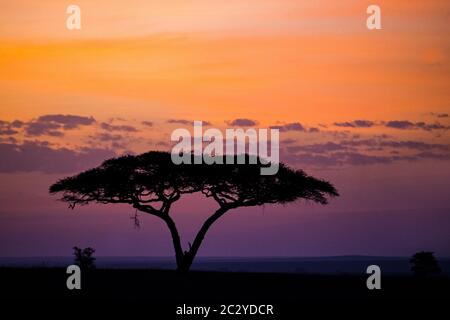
(378, 140), (449, 151)
(25, 114), (96, 136)
(285, 135), (449, 163)
(341, 152), (393, 165)
(155, 141), (170, 147)
(385, 120), (448, 131)
(108, 117), (127, 122)
(89, 133), (128, 150)
(167, 119), (212, 126)
(0, 141), (115, 174)
(334, 120), (375, 128)
(283, 139), (444, 156)
(287, 142), (348, 154)
(0, 128), (18, 136)
(0, 136), (17, 144)
(100, 122), (138, 132)
(339, 139), (449, 151)
(415, 152), (450, 160)
(281, 138), (297, 145)
(25, 121), (63, 137)
(282, 137), (450, 167)
(284, 153), (341, 167)
(37, 114), (95, 129)
(0, 120), (22, 136)
(331, 119), (449, 132)
(87, 131), (137, 152)
(285, 151), (405, 167)
(270, 122), (305, 132)
(10, 120), (24, 128)
(430, 112), (449, 118)
(227, 118), (257, 127)
(94, 133), (124, 142)
(142, 121), (153, 127)
(415, 122), (448, 131)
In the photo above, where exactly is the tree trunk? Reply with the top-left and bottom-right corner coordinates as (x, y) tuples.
(175, 206), (229, 274)
(162, 216), (187, 273)
(176, 253), (194, 274)
(160, 205), (231, 274)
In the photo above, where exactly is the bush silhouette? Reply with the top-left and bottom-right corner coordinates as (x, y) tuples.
(73, 246), (96, 270)
(51, 151), (338, 273)
(410, 251), (441, 277)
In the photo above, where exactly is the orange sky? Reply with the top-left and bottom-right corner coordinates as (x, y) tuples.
(0, 0), (448, 127)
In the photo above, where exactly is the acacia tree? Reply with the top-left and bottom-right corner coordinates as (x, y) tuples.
(50, 151), (338, 273)
(73, 246), (96, 270)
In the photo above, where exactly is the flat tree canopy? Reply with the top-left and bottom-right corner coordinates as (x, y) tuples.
(50, 151), (338, 272)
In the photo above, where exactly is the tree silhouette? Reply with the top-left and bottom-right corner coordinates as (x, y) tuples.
(73, 246), (96, 270)
(50, 151), (338, 273)
(410, 251), (441, 277)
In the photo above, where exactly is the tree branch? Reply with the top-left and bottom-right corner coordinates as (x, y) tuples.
(133, 198), (184, 269)
(185, 204), (236, 267)
(161, 214), (184, 268)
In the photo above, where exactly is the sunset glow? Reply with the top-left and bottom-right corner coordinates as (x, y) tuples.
(0, 0), (449, 257)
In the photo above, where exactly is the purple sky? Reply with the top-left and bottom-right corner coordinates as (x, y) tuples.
(1, 158), (449, 257)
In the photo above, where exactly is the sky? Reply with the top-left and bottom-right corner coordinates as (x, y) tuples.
(0, 0), (449, 258)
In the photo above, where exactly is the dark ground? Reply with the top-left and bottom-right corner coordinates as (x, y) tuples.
(1, 268), (449, 318)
